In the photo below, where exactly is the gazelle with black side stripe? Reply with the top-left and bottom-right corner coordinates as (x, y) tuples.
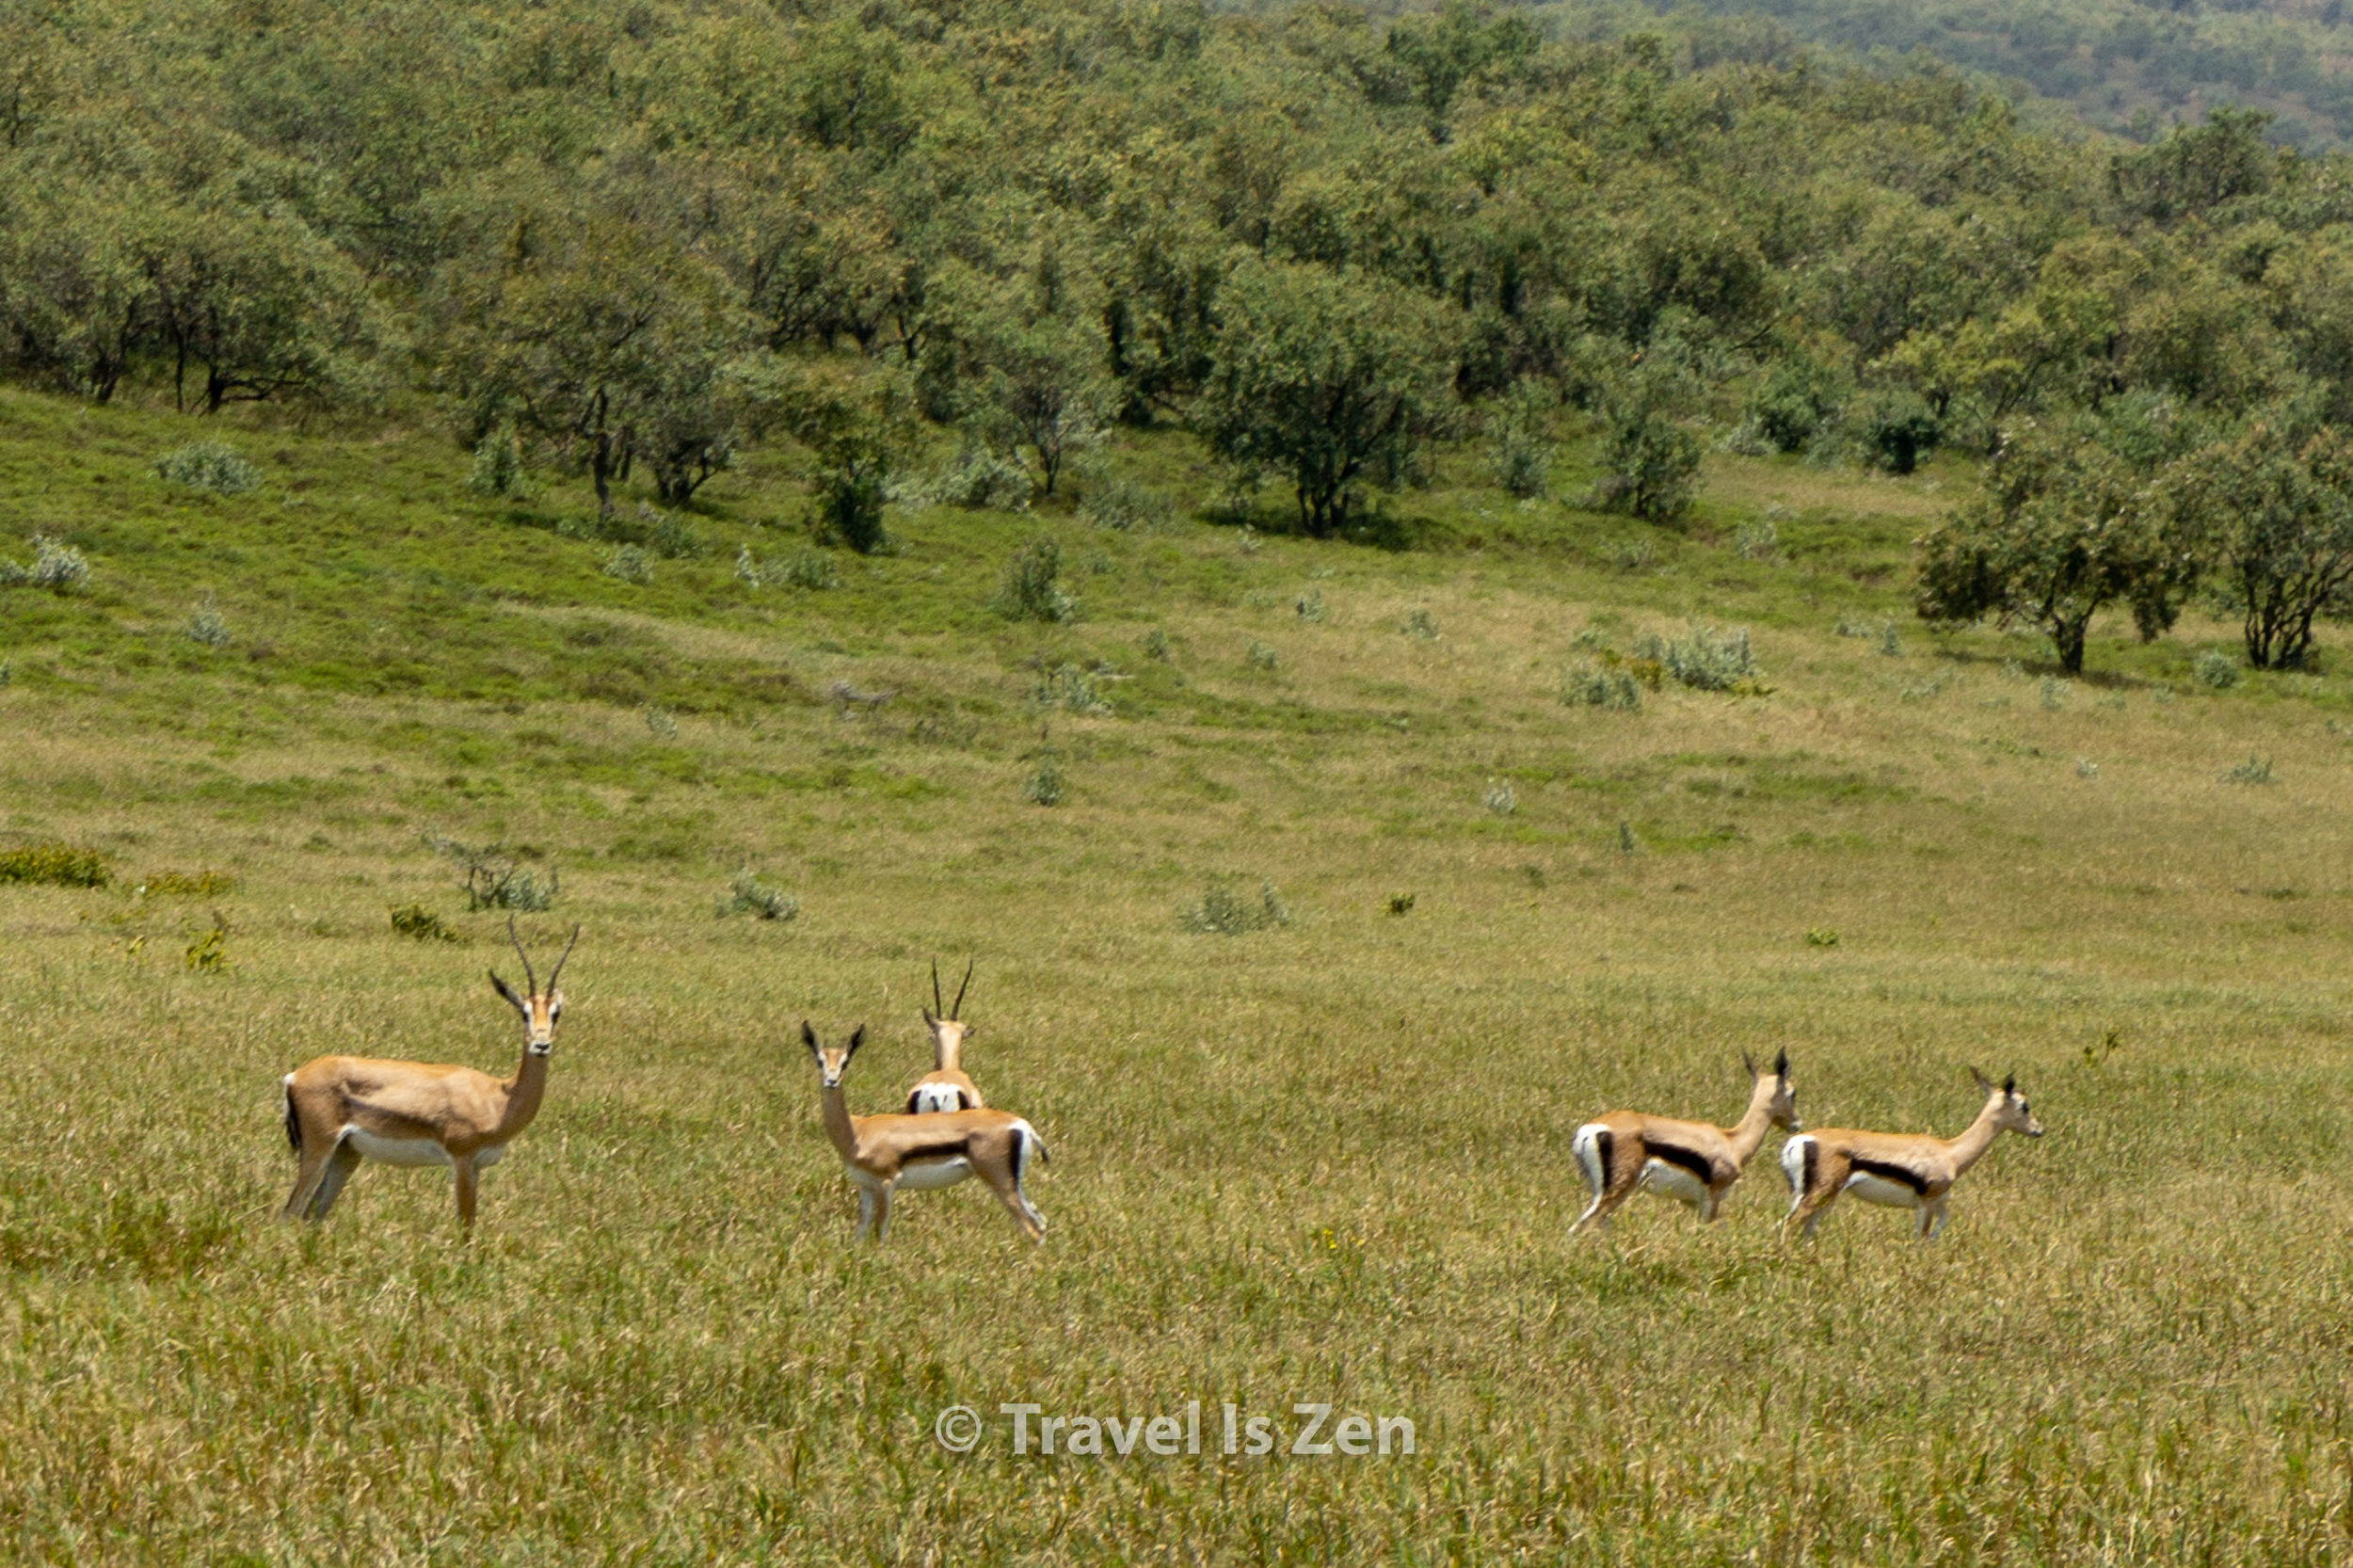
(907, 958), (985, 1114)
(803, 1021), (1048, 1243)
(1780, 1068), (2043, 1240)
(1570, 1051), (1799, 1232)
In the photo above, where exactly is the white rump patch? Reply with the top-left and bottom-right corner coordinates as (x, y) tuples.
(909, 1085), (968, 1114)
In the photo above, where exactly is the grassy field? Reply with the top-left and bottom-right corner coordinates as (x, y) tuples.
(5, 387), (2353, 1563)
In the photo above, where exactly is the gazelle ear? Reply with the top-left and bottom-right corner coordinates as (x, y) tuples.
(490, 971), (527, 1015)
(921, 1007), (937, 1027)
(1969, 1065), (1994, 1093)
(2003, 1074), (2017, 1096)
(800, 1019), (821, 1058)
(1774, 1048), (1790, 1080)
(846, 1025), (866, 1058)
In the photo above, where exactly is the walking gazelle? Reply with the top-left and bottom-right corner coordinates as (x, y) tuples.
(906, 959), (984, 1113)
(1780, 1068), (2044, 1240)
(281, 920), (580, 1231)
(1571, 1051), (1800, 1232)
(803, 1022), (1048, 1243)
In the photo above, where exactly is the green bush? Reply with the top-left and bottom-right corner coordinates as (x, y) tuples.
(1635, 624), (1760, 692)
(1596, 409), (1702, 523)
(1080, 477), (1175, 533)
(2195, 648), (2241, 689)
(1857, 389), (1942, 474)
(717, 869), (799, 920)
(1180, 879), (1290, 935)
(155, 441), (261, 496)
(1747, 360), (1844, 454)
(992, 537), (1076, 623)
(389, 903), (459, 942)
(0, 842), (111, 888)
(1562, 661), (1642, 710)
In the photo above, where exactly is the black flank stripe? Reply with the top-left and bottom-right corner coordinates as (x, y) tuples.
(901, 1141), (971, 1163)
(1647, 1142), (1714, 1183)
(1801, 1139), (1817, 1195)
(1849, 1155), (1930, 1193)
(1593, 1128), (1615, 1191)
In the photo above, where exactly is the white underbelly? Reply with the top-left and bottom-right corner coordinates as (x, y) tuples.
(345, 1128), (452, 1167)
(1637, 1160), (1710, 1206)
(893, 1158), (973, 1191)
(1843, 1173), (1922, 1208)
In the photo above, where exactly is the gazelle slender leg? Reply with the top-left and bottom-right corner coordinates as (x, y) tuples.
(855, 1187), (877, 1239)
(304, 1138), (363, 1221)
(1919, 1198), (1948, 1240)
(975, 1153), (1047, 1242)
(453, 1158), (480, 1230)
(1783, 1183), (1837, 1240)
(871, 1182), (894, 1243)
(285, 1143), (334, 1221)
(1576, 1151), (1645, 1235)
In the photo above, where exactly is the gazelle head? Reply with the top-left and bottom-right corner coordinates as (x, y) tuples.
(1743, 1048), (1801, 1131)
(920, 958), (976, 1067)
(1971, 1067), (2045, 1138)
(803, 1021), (867, 1089)
(489, 918), (581, 1056)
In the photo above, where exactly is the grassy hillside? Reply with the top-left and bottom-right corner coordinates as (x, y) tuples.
(4, 391), (2353, 1562)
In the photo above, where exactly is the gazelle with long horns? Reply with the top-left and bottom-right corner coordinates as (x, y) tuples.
(1779, 1068), (2044, 1240)
(804, 1021), (1048, 1243)
(280, 920), (581, 1231)
(1570, 1051), (1800, 1232)
(907, 959), (984, 1114)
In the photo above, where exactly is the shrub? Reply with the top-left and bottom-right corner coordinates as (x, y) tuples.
(0, 841), (110, 888)
(992, 537), (1076, 623)
(1877, 622), (1903, 657)
(643, 705), (679, 738)
(1034, 664), (1113, 715)
(1734, 520), (1779, 562)
(1856, 389), (1942, 474)
(717, 869), (799, 920)
(429, 837), (558, 911)
(1747, 360), (1843, 454)
(186, 600), (232, 648)
(604, 545), (654, 584)
(1484, 379), (1556, 499)
(1180, 879), (1291, 935)
(1023, 760), (1065, 806)
(908, 442), (1033, 513)
(2195, 648), (2241, 689)
(1246, 641), (1279, 671)
(184, 916), (231, 973)
(389, 903), (459, 942)
(1595, 409), (1702, 523)
(1562, 661), (1642, 711)
(1080, 476), (1175, 533)
(4, 536), (90, 591)
(1401, 608), (1437, 640)
(1634, 624), (1760, 692)
(2222, 753), (2275, 784)
(2040, 676), (2069, 710)
(155, 441), (261, 496)
(467, 425), (534, 498)
(1483, 778), (1518, 815)
(1295, 589), (1328, 624)
(1143, 628), (1172, 661)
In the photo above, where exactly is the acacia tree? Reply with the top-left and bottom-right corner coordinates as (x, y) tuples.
(1197, 259), (1456, 537)
(1915, 425), (2198, 673)
(443, 215), (743, 515)
(146, 202), (383, 414)
(2170, 422), (2353, 669)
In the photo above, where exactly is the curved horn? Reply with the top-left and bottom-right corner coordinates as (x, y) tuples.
(932, 958), (944, 1018)
(546, 924), (583, 991)
(1741, 1051), (1756, 1079)
(952, 958), (973, 1019)
(507, 915), (536, 996)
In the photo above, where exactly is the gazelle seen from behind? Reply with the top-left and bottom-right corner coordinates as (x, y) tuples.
(280, 920), (580, 1232)
(804, 1021), (1048, 1243)
(907, 958), (984, 1113)
(1571, 1051), (1799, 1232)
(1780, 1068), (2044, 1240)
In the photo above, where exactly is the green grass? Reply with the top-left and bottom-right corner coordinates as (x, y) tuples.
(6, 388), (2353, 1561)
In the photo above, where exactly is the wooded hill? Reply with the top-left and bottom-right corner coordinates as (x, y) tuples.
(10, 0), (2353, 674)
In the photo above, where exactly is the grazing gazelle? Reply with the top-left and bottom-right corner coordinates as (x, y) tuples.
(1780, 1068), (2045, 1240)
(280, 920), (580, 1231)
(1571, 1051), (1800, 1232)
(907, 958), (984, 1113)
(803, 1021), (1048, 1243)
